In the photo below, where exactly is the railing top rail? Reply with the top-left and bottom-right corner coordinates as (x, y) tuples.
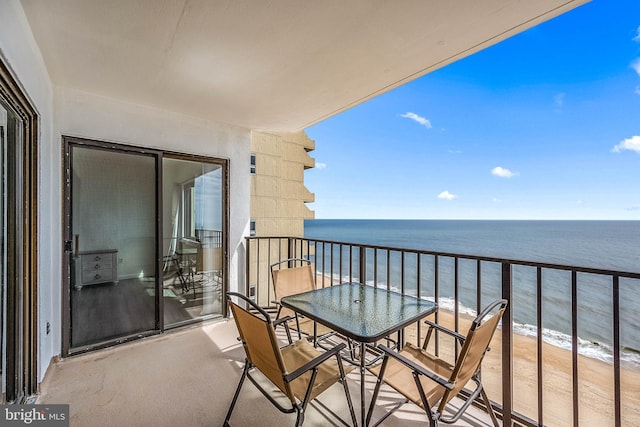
(246, 236), (640, 280)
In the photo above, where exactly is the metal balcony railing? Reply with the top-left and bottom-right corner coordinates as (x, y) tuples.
(245, 236), (640, 427)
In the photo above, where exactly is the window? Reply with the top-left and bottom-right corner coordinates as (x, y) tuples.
(250, 219), (256, 237)
(250, 153), (256, 174)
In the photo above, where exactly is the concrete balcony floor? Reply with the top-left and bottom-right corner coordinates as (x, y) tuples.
(37, 320), (495, 426)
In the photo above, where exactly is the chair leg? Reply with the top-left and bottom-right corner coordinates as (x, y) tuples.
(224, 360), (250, 426)
(337, 354), (358, 427)
(366, 356), (389, 426)
(294, 405), (305, 427)
(480, 387), (501, 427)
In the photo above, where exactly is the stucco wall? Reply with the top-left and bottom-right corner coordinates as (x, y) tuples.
(1, 0), (251, 385)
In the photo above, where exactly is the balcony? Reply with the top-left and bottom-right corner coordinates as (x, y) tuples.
(36, 236), (639, 426)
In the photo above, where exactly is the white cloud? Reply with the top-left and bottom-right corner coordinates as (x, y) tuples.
(636, 86), (640, 96)
(632, 59), (640, 76)
(401, 112), (432, 128)
(437, 190), (457, 200)
(491, 166), (518, 178)
(634, 26), (640, 42)
(315, 162), (327, 169)
(554, 92), (565, 107)
(492, 197), (501, 203)
(612, 135), (640, 153)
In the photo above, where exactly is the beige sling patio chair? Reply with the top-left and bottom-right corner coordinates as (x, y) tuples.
(224, 292), (357, 427)
(270, 258), (336, 346)
(366, 299), (508, 427)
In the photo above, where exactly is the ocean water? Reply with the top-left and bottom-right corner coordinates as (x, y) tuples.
(304, 219), (640, 368)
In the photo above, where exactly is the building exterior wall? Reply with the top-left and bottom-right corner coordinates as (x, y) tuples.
(250, 130), (315, 238)
(249, 131), (315, 303)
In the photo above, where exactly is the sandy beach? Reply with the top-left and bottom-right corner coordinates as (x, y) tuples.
(402, 309), (640, 427)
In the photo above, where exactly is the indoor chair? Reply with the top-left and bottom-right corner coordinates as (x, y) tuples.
(366, 299), (508, 427)
(224, 292), (357, 427)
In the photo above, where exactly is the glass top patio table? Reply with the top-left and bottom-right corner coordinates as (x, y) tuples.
(280, 282), (437, 343)
(281, 282), (437, 426)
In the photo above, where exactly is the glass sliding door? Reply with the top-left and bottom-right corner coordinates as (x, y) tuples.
(67, 143), (158, 349)
(162, 157), (225, 327)
(63, 138), (227, 353)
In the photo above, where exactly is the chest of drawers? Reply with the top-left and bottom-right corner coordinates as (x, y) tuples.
(74, 249), (118, 290)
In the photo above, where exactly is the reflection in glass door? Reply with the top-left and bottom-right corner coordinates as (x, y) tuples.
(162, 157), (224, 327)
(69, 145), (157, 348)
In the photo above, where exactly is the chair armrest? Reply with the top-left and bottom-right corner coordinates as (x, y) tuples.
(423, 320), (466, 343)
(273, 315), (294, 344)
(273, 315), (294, 327)
(377, 345), (454, 390)
(283, 342), (347, 383)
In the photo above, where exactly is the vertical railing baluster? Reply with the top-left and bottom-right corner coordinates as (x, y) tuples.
(401, 251), (406, 294)
(256, 237), (261, 303)
(417, 253), (422, 347)
(245, 237), (251, 298)
(434, 254), (439, 356)
(501, 261), (513, 427)
(537, 266), (544, 426)
(386, 249), (391, 291)
(572, 270), (579, 427)
(454, 257), (460, 357)
(331, 243), (335, 285)
(613, 275), (621, 427)
(316, 242), (327, 288)
(374, 249), (378, 287)
(339, 244), (343, 284)
(476, 259), (482, 315)
(266, 238), (272, 307)
(359, 246), (366, 285)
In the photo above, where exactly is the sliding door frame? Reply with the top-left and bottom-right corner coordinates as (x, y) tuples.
(62, 137), (229, 356)
(0, 56), (38, 402)
(62, 137), (162, 356)
(162, 151), (230, 325)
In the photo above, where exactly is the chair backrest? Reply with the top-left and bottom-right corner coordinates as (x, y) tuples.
(227, 292), (295, 403)
(438, 299), (508, 412)
(271, 259), (315, 318)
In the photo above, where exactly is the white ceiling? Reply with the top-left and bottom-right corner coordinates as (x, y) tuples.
(20, 0), (588, 132)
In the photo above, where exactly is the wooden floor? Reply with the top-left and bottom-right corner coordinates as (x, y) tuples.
(70, 274), (223, 348)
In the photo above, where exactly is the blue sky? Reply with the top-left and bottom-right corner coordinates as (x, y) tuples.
(305, 0), (640, 220)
